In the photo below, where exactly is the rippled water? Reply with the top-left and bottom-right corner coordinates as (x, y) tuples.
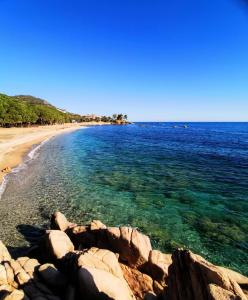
(1, 123), (248, 274)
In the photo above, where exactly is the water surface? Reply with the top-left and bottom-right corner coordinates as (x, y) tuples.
(1, 123), (248, 275)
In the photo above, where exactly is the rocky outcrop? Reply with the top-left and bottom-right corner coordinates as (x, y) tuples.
(162, 249), (248, 300)
(41, 230), (74, 260)
(65, 221), (152, 268)
(0, 244), (63, 300)
(51, 212), (76, 232)
(1, 212), (248, 300)
(120, 263), (155, 299)
(144, 250), (172, 285)
(105, 226), (152, 268)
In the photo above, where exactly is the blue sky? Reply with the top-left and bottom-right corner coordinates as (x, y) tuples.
(0, 0), (248, 121)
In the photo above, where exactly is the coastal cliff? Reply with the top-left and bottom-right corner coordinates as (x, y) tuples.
(0, 212), (247, 300)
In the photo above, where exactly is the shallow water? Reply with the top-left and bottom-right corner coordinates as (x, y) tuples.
(1, 123), (248, 274)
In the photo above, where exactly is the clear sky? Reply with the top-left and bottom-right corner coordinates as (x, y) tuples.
(0, 0), (248, 121)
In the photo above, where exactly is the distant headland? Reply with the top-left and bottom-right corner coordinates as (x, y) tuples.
(0, 93), (130, 127)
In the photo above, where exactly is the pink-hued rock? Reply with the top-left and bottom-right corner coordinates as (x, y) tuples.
(106, 226), (152, 268)
(162, 249), (247, 300)
(218, 266), (248, 285)
(66, 218), (152, 269)
(208, 283), (241, 299)
(51, 212), (76, 231)
(44, 230), (74, 260)
(120, 263), (154, 300)
(77, 247), (135, 300)
(89, 220), (107, 230)
(0, 240), (11, 263)
(0, 264), (8, 285)
(78, 266), (135, 300)
(146, 250), (172, 285)
(2, 288), (25, 300)
(77, 248), (124, 280)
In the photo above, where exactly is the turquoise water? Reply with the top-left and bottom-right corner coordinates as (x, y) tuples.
(1, 123), (248, 275)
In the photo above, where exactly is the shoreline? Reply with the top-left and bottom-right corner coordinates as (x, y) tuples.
(0, 122), (110, 185)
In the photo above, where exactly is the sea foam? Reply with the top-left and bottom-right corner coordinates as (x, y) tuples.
(0, 137), (50, 199)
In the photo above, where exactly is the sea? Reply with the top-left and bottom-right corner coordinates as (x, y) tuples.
(0, 122), (247, 275)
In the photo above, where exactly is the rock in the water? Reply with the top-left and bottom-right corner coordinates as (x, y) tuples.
(162, 249), (247, 300)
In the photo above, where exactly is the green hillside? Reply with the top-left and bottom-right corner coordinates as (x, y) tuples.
(12, 95), (53, 107)
(0, 92), (128, 127)
(0, 93), (82, 126)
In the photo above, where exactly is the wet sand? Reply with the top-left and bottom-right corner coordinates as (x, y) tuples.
(0, 122), (110, 255)
(0, 122), (110, 183)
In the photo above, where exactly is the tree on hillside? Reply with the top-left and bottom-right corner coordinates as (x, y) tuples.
(0, 92), (114, 127)
(116, 114), (123, 120)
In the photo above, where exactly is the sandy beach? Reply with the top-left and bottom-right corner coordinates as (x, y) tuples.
(0, 122), (109, 184)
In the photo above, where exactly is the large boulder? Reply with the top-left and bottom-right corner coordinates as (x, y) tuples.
(65, 218), (152, 269)
(77, 247), (135, 300)
(42, 230), (74, 261)
(218, 266), (248, 285)
(51, 212), (76, 232)
(78, 266), (134, 300)
(105, 226), (152, 268)
(78, 248), (124, 279)
(145, 250), (172, 285)
(162, 249), (247, 300)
